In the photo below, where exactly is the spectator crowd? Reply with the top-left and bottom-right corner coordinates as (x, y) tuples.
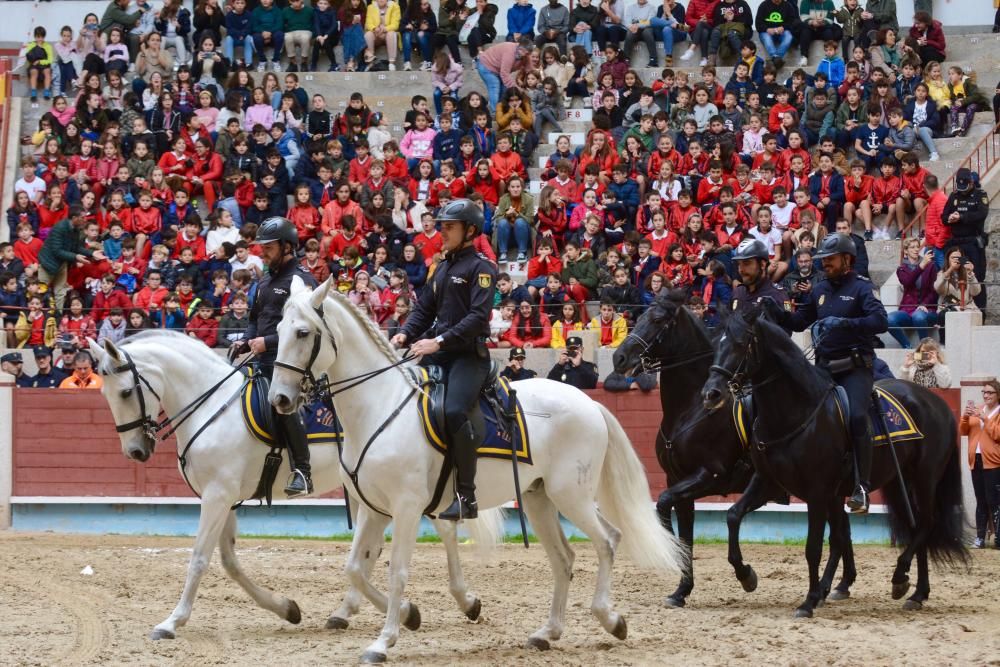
(0, 0), (995, 391)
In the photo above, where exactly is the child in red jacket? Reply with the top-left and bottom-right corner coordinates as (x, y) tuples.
(185, 301), (219, 347)
(131, 190), (162, 258)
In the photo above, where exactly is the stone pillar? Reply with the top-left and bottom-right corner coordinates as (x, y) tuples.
(0, 372), (13, 529)
(958, 375), (997, 529)
(944, 310), (983, 380)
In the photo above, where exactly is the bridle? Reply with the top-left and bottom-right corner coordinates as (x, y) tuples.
(624, 314), (714, 374)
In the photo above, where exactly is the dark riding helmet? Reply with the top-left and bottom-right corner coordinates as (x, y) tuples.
(436, 198), (485, 235)
(814, 233), (857, 259)
(732, 238), (770, 262)
(255, 216), (300, 246)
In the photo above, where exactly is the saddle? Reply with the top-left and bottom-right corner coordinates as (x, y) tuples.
(411, 362), (532, 465)
(831, 384), (924, 446)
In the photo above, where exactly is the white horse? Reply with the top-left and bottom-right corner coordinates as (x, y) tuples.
(269, 277), (688, 663)
(88, 332), (502, 641)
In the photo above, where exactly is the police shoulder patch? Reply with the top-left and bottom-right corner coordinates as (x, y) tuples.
(818, 294), (826, 306)
(478, 273), (492, 288)
(784, 300), (792, 311)
(732, 299), (739, 310)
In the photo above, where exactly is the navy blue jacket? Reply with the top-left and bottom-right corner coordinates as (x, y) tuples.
(432, 128), (463, 162)
(808, 170), (845, 207)
(608, 179), (640, 209)
(224, 9), (253, 39)
(312, 6), (339, 36)
(787, 271), (888, 359)
(902, 98), (940, 134)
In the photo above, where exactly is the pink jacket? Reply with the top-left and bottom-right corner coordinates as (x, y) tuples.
(244, 103), (274, 131)
(432, 59), (464, 92)
(399, 128), (437, 159)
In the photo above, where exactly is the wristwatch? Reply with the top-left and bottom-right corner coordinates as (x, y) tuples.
(434, 335), (445, 345)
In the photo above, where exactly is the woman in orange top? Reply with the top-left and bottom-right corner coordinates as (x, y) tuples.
(961, 379), (1000, 549)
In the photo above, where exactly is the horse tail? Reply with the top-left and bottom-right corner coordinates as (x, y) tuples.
(595, 403), (689, 574)
(465, 508), (504, 556)
(885, 417), (970, 568)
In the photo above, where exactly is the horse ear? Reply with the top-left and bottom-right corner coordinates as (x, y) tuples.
(103, 338), (123, 363)
(309, 277), (332, 310)
(88, 338), (105, 364)
(290, 274), (308, 296)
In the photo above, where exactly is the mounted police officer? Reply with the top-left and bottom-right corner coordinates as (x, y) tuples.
(233, 217), (318, 498)
(765, 233), (888, 513)
(942, 168), (989, 310)
(730, 239), (792, 329)
(390, 199), (496, 521)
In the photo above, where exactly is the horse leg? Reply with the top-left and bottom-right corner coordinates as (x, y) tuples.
(830, 508), (857, 600)
(151, 492), (233, 639)
(520, 483), (575, 650)
(432, 518), (482, 621)
(794, 502), (828, 618)
(359, 507), (421, 664)
(664, 498), (695, 608)
(556, 496), (627, 641)
(727, 472), (772, 593)
(904, 546), (930, 611)
(817, 498), (846, 605)
(218, 511), (301, 624)
(333, 508), (404, 631)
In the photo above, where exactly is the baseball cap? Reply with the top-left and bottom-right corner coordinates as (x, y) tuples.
(32, 345), (52, 358)
(1, 352), (24, 364)
(566, 336), (583, 349)
(509, 347), (526, 360)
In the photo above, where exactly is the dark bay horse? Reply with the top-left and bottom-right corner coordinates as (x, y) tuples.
(702, 308), (969, 617)
(612, 294), (856, 607)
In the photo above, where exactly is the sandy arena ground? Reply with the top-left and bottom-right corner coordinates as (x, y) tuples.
(0, 532), (998, 666)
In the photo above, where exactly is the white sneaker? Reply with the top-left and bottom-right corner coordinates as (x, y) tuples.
(798, 56), (808, 66)
(257, 61), (267, 73)
(421, 61), (433, 71)
(272, 60), (282, 72)
(388, 63), (396, 71)
(699, 58), (708, 66)
(929, 152), (940, 161)
(680, 48), (694, 62)
(403, 61), (412, 71)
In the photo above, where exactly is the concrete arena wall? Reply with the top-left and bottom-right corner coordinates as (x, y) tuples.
(0, 0), (994, 46)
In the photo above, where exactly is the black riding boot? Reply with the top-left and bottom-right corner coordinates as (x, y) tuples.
(439, 421), (479, 521)
(277, 411), (313, 497)
(847, 430), (872, 514)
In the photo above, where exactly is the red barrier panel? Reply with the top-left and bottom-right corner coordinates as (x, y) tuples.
(12, 387), (962, 501)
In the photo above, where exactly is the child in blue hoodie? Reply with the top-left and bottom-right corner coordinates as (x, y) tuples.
(816, 40), (845, 89)
(506, 0), (536, 41)
(269, 122), (300, 177)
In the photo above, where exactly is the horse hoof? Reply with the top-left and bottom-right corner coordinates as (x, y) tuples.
(892, 579), (911, 600)
(611, 616), (628, 641)
(465, 597), (482, 622)
(903, 599), (923, 611)
(793, 608), (813, 619)
(149, 628), (176, 640)
(360, 650), (387, 664)
(664, 595), (686, 608)
(325, 616), (349, 630)
(285, 600), (302, 625)
(828, 589), (851, 602)
(526, 636), (551, 651)
(816, 597), (825, 608)
(739, 567), (758, 593)
(403, 602), (422, 631)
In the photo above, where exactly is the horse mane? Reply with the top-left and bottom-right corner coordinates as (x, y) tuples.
(756, 316), (829, 394)
(99, 329), (230, 375)
(292, 288), (421, 391)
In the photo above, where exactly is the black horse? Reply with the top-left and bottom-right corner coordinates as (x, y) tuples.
(702, 307), (969, 617)
(612, 293), (857, 607)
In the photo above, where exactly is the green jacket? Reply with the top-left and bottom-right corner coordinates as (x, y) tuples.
(100, 1), (142, 34)
(561, 251), (599, 291)
(863, 0), (898, 32)
(39, 219), (93, 276)
(834, 101), (864, 130)
(251, 5), (284, 33)
(798, 0), (835, 25)
(496, 192), (535, 221)
(283, 5), (313, 32)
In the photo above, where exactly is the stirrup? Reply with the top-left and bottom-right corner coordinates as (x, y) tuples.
(846, 486), (869, 514)
(284, 469), (313, 498)
(439, 495), (478, 521)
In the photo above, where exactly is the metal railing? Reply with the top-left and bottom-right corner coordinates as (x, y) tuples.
(0, 58), (12, 235)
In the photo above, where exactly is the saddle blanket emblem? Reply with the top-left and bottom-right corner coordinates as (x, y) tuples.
(241, 370), (343, 446)
(870, 387), (923, 444)
(416, 369), (532, 464)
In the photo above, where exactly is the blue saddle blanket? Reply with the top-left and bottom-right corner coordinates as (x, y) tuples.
(241, 372), (342, 446)
(415, 369), (532, 464)
(833, 385), (923, 445)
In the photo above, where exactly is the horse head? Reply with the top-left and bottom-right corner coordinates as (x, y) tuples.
(612, 290), (691, 376)
(702, 305), (768, 412)
(90, 338), (161, 462)
(270, 275), (335, 414)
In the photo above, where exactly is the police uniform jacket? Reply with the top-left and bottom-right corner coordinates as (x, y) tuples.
(501, 366), (537, 381)
(401, 245), (496, 354)
(731, 280), (790, 318)
(942, 188), (989, 242)
(31, 368), (68, 388)
(14, 372), (34, 388)
(786, 272), (888, 361)
(246, 259), (319, 364)
(546, 360), (599, 389)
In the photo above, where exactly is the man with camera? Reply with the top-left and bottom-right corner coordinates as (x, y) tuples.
(546, 335), (598, 389)
(942, 168), (989, 310)
(501, 347), (537, 381)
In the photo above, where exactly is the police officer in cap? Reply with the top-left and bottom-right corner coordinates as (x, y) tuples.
(390, 199), (496, 521)
(730, 239), (792, 329)
(1, 352), (34, 388)
(547, 335), (599, 389)
(765, 233), (888, 513)
(233, 217), (318, 497)
(501, 347), (537, 381)
(942, 167), (989, 310)
(30, 346), (68, 388)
